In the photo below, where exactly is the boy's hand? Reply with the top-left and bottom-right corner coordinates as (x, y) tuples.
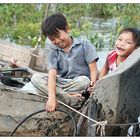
(46, 97), (57, 112)
(87, 81), (96, 94)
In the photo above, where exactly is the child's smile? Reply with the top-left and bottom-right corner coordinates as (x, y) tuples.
(115, 32), (136, 57)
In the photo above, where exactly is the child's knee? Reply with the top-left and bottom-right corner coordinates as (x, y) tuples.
(75, 76), (90, 87)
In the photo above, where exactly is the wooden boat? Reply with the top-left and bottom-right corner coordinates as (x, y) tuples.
(0, 39), (140, 136)
(0, 73), (81, 136)
(0, 40), (76, 136)
(0, 39), (47, 71)
(93, 47), (140, 136)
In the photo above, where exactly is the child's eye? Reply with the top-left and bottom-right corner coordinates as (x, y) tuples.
(54, 34), (60, 38)
(118, 38), (122, 41)
(48, 34), (60, 41)
(127, 42), (132, 44)
(48, 37), (55, 41)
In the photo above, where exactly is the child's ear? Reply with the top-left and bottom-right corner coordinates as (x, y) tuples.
(66, 25), (70, 33)
(135, 46), (140, 49)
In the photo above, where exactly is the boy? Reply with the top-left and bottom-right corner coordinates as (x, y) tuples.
(99, 28), (140, 78)
(41, 13), (99, 112)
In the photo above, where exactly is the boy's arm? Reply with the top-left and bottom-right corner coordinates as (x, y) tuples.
(46, 69), (57, 112)
(89, 61), (99, 87)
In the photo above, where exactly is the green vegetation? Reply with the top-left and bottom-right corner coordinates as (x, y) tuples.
(0, 3), (140, 48)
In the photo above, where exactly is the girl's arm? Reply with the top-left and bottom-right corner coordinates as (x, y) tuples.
(99, 65), (109, 79)
(99, 56), (109, 79)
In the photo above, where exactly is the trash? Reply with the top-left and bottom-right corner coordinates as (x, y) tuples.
(127, 115), (140, 136)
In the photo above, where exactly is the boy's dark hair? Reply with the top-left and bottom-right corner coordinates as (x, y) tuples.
(41, 13), (68, 37)
(119, 28), (140, 47)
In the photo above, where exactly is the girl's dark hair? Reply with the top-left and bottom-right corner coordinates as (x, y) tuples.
(41, 13), (68, 37)
(119, 28), (140, 47)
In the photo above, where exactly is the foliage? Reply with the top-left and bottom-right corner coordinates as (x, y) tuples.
(115, 4), (140, 31)
(90, 33), (104, 49)
(89, 4), (117, 18)
(0, 4), (46, 47)
(0, 3), (140, 48)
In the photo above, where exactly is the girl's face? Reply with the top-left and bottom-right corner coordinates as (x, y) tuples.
(48, 28), (72, 49)
(115, 32), (136, 58)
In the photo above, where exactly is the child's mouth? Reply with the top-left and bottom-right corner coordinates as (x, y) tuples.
(58, 42), (64, 47)
(117, 46), (125, 51)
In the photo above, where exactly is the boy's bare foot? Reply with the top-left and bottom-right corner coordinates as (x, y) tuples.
(69, 93), (82, 97)
(10, 58), (18, 67)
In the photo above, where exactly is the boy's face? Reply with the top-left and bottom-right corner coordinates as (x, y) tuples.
(48, 29), (71, 49)
(115, 32), (136, 58)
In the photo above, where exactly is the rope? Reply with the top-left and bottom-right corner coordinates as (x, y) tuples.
(107, 121), (140, 127)
(2, 67), (140, 136)
(30, 81), (99, 124)
(30, 92), (108, 131)
(31, 92), (140, 136)
(33, 92), (99, 124)
(28, 80), (110, 136)
(96, 120), (108, 136)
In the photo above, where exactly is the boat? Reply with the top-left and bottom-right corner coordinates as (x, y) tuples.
(93, 47), (140, 136)
(0, 39), (140, 136)
(0, 40), (77, 136)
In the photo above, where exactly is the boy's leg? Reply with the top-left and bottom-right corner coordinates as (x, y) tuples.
(57, 76), (90, 93)
(31, 73), (90, 94)
(31, 73), (87, 108)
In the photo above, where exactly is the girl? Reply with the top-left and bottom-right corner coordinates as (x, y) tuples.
(99, 28), (140, 78)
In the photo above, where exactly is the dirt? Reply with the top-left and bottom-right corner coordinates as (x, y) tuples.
(0, 130), (44, 137)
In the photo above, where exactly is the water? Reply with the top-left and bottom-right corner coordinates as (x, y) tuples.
(92, 17), (116, 70)
(97, 49), (109, 71)
(92, 17), (117, 48)
(0, 38), (110, 72)
(0, 17), (115, 71)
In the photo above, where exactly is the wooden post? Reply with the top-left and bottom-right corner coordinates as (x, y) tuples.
(28, 4), (50, 70)
(28, 35), (41, 69)
(28, 45), (39, 69)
